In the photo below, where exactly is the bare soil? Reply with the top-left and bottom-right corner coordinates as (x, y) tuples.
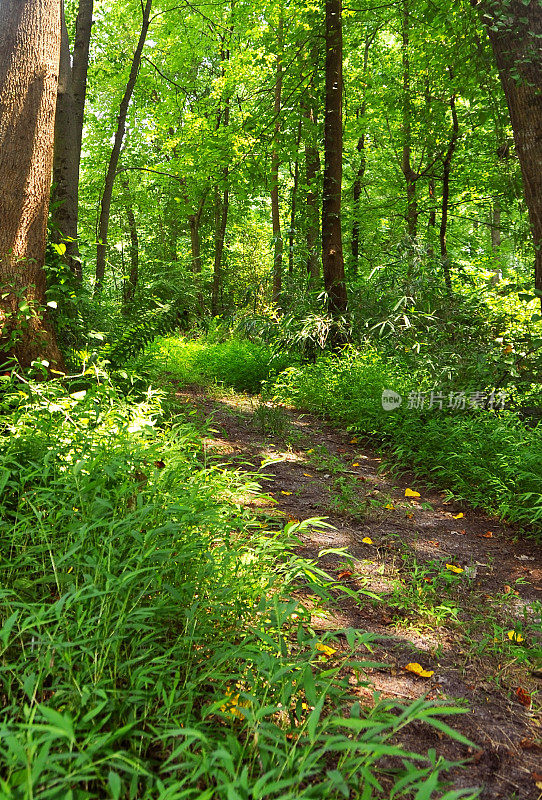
(177, 384), (542, 800)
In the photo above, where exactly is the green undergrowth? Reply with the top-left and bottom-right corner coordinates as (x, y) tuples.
(267, 350), (542, 530)
(0, 368), (478, 799)
(149, 337), (542, 531)
(145, 336), (292, 393)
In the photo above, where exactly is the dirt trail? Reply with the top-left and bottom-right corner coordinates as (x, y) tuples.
(178, 385), (542, 799)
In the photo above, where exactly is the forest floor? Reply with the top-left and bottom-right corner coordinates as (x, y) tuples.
(174, 382), (542, 800)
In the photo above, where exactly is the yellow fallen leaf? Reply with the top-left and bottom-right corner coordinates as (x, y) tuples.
(507, 631), (524, 643)
(307, 449), (315, 454)
(405, 488), (421, 498)
(353, 463), (360, 467)
(405, 663), (434, 678)
(362, 537), (374, 545)
(281, 491), (292, 496)
(303, 473), (314, 478)
(446, 564), (464, 574)
(385, 503), (395, 510)
(453, 513), (464, 519)
(350, 438), (359, 444)
(316, 642), (337, 657)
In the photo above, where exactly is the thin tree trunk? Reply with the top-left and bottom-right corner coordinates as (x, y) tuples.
(52, 0), (93, 280)
(0, 0), (64, 369)
(188, 195), (205, 312)
(440, 85), (459, 290)
(322, 0), (348, 317)
(95, 0), (152, 291)
(491, 200), (502, 251)
(401, 0), (418, 241)
(352, 129), (366, 274)
(304, 81), (321, 286)
(271, 12), (284, 306)
(351, 34), (373, 275)
(288, 120), (302, 277)
(120, 176), (138, 309)
(212, 184), (229, 316)
(474, 0), (542, 307)
(212, 18), (232, 317)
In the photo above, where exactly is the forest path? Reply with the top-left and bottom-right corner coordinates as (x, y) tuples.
(176, 384), (542, 800)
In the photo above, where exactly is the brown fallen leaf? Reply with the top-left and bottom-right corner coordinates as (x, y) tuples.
(520, 739), (542, 752)
(154, 460), (166, 469)
(531, 771), (542, 782)
(504, 585), (512, 594)
(337, 570), (353, 580)
(516, 686), (532, 708)
(480, 531), (493, 539)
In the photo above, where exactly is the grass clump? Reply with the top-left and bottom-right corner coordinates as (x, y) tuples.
(148, 336), (292, 393)
(0, 368), (479, 799)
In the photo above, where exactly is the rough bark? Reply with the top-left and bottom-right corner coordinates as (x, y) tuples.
(322, 0), (348, 317)
(440, 87), (459, 290)
(51, 0), (93, 280)
(0, 0), (64, 369)
(474, 0), (542, 306)
(120, 176), (138, 308)
(271, 12), (284, 306)
(95, 0), (152, 291)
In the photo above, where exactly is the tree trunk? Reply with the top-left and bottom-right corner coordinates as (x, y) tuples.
(212, 184), (229, 317)
(322, 0), (348, 317)
(304, 82), (321, 286)
(95, 0), (152, 291)
(474, 0), (542, 306)
(271, 12), (284, 306)
(189, 196), (205, 312)
(352, 130), (366, 275)
(400, 0), (418, 241)
(440, 86), (459, 290)
(351, 34), (373, 275)
(51, 0), (93, 280)
(0, 0), (64, 369)
(121, 176), (138, 309)
(288, 120), (302, 277)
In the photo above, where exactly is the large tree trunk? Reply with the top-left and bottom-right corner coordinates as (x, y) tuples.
(0, 0), (64, 369)
(322, 0), (348, 317)
(474, 0), (542, 305)
(52, 0), (93, 280)
(270, 12), (284, 306)
(95, 0), (152, 291)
